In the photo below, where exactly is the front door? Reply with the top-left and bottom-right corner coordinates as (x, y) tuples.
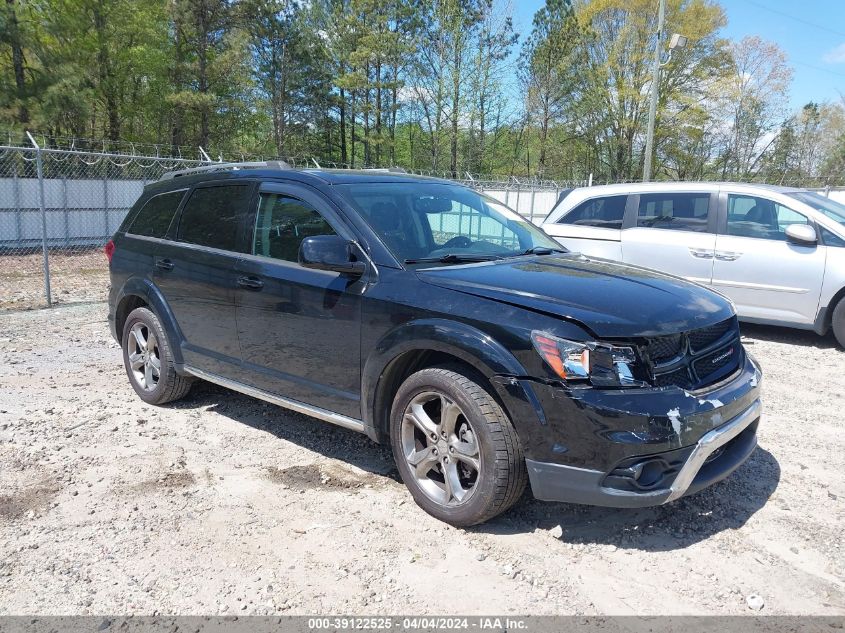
(621, 191), (717, 285)
(711, 192), (826, 325)
(234, 183), (363, 419)
(154, 181), (254, 376)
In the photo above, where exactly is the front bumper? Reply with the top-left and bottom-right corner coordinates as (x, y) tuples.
(490, 348), (763, 507)
(525, 398), (760, 506)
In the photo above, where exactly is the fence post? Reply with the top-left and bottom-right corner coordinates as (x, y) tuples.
(62, 176), (70, 248)
(530, 187), (536, 224)
(103, 169), (109, 238)
(26, 131), (52, 307)
(13, 169), (22, 244)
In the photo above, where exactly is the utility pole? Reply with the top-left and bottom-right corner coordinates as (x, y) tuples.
(643, 0), (665, 182)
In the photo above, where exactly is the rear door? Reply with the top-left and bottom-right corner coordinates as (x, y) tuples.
(542, 194), (627, 260)
(234, 182), (363, 418)
(711, 191), (826, 325)
(621, 190), (717, 285)
(154, 181), (255, 377)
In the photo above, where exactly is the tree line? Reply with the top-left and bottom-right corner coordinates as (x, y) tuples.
(2, 0), (844, 184)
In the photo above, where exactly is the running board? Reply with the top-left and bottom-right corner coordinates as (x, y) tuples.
(183, 366), (367, 434)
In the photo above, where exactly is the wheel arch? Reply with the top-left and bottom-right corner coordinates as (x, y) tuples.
(113, 278), (185, 365)
(362, 319), (531, 443)
(816, 285), (845, 335)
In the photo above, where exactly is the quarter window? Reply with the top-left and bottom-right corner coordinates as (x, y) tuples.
(560, 195), (626, 229)
(177, 185), (252, 252)
(726, 195), (808, 241)
(129, 191), (185, 238)
(253, 193), (337, 262)
(821, 227), (845, 248)
(636, 193), (710, 232)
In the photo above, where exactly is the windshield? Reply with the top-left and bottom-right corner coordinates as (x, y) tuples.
(339, 182), (564, 264)
(787, 191), (845, 227)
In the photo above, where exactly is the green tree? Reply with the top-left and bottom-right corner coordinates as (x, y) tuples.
(519, 0), (583, 177)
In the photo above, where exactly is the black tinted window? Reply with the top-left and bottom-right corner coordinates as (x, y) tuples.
(637, 193), (710, 232)
(560, 195), (626, 229)
(253, 193), (336, 262)
(129, 191), (185, 238)
(178, 185), (251, 252)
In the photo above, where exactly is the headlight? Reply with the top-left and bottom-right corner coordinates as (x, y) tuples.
(531, 331), (647, 388)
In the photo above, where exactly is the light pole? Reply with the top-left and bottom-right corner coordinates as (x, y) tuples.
(642, 0), (687, 181)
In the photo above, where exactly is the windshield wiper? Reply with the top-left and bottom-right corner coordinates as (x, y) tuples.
(404, 253), (504, 264)
(521, 246), (568, 255)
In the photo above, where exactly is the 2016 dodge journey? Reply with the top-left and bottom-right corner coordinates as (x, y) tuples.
(107, 163), (762, 526)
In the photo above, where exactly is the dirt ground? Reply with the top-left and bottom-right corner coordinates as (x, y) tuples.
(0, 251), (109, 312)
(0, 302), (843, 616)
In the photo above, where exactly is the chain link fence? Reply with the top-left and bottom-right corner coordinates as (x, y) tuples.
(0, 140), (579, 312)
(0, 141), (212, 311)
(5, 136), (843, 314)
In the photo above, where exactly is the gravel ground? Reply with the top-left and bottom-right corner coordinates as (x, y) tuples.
(0, 302), (843, 615)
(0, 252), (109, 312)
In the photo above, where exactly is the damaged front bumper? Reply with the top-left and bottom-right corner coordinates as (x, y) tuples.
(493, 353), (762, 508)
(525, 398), (759, 507)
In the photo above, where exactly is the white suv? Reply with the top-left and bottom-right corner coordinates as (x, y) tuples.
(541, 182), (845, 347)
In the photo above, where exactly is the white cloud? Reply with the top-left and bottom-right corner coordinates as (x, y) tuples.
(822, 43), (845, 64)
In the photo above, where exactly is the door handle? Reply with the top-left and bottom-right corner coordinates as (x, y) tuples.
(237, 275), (264, 290)
(689, 248), (713, 259)
(155, 258), (174, 271)
(715, 251), (742, 262)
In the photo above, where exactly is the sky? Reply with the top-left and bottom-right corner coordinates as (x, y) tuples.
(510, 0), (845, 112)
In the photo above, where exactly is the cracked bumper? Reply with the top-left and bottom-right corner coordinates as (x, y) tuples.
(526, 398), (760, 507)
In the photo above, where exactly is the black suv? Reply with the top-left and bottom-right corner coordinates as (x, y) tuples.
(107, 163), (762, 526)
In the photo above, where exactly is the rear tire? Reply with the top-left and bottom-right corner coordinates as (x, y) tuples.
(390, 366), (526, 527)
(832, 298), (845, 349)
(122, 306), (193, 405)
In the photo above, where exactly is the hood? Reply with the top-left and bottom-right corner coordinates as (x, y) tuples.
(416, 254), (734, 338)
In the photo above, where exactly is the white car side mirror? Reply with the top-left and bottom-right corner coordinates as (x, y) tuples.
(785, 224), (817, 246)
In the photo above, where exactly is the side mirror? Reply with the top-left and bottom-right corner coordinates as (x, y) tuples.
(298, 235), (366, 276)
(785, 224), (817, 246)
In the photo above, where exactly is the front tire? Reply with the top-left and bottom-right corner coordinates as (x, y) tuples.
(122, 306), (193, 405)
(832, 298), (845, 349)
(390, 367), (526, 526)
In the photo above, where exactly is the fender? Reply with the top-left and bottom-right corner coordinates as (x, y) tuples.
(113, 277), (187, 367)
(361, 318), (544, 441)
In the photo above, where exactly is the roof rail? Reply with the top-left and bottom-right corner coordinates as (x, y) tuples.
(361, 167), (407, 174)
(160, 160), (292, 181)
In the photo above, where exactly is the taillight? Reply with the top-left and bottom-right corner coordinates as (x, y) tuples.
(104, 239), (115, 263)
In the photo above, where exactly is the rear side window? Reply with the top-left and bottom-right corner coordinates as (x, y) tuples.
(253, 193), (337, 262)
(636, 193), (710, 232)
(560, 195), (626, 229)
(129, 191), (185, 238)
(177, 184), (251, 252)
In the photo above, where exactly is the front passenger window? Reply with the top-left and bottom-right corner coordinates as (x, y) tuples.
(253, 193), (337, 262)
(726, 195), (808, 241)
